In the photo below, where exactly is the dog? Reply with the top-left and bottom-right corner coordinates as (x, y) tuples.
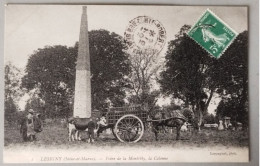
(180, 122), (189, 132)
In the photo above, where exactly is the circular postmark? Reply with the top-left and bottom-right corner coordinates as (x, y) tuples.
(124, 16), (166, 56)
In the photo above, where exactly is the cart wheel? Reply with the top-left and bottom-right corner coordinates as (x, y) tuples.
(114, 114), (144, 143)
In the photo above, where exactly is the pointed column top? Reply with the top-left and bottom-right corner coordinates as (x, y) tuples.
(82, 6), (87, 14)
(77, 5), (90, 70)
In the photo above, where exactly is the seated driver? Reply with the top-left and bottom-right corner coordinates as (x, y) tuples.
(99, 116), (107, 127)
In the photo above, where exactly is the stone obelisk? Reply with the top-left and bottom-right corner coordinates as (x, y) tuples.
(73, 6), (91, 118)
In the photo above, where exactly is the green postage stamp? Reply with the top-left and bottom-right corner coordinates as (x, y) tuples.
(188, 9), (238, 58)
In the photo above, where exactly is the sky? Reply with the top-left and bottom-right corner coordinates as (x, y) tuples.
(5, 5), (248, 112)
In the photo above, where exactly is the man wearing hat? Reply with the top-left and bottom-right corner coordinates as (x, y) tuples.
(26, 109), (37, 141)
(20, 109), (35, 141)
(87, 118), (96, 143)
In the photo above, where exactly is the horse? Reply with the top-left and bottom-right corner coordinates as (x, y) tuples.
(150, 108), (198, 141)
(20, 113), (43, 142)
(96, 124), (115, 138)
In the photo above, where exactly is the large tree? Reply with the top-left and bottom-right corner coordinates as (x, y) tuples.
(126, 51), (161, 108)
(159, 25), (215, 126)
(22, 45), (76, 118)
(5, 62), (25, 121)
(159, 25), (248, 127)
(215, 31), (248, 127)
(22, 29), (130, 118)
(89, 30), (131, 109)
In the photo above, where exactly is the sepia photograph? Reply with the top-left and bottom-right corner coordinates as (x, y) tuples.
(3, 5), (249, 163)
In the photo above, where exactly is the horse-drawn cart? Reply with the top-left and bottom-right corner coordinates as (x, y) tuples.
(98, 105), (196, 143)
(105, 105), (148, 143)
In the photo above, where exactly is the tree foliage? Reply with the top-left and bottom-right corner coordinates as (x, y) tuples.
(24, 88), (46, 116)
(159, 24), (248, 126)
(5, 62), (24, 102)
(126, 42), (162, 110)
(5, 62), (24, 121)
(127, 54), (161, 107)
(22, 45), (76, 118)
(159, 25), (215, 125)
(215, 31), (248, 127)
(89, 30), (131, 109)
(22, 30), (131, 118)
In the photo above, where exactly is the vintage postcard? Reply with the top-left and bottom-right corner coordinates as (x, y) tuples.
(4, 5), (248, 163)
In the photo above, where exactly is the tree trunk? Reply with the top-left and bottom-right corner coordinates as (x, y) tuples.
(204, 88), (214, 113)
(197, 88), (215, 131)
(197, 103), (203, 131)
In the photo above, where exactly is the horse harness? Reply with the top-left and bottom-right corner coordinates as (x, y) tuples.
(149, 110), (189, 123)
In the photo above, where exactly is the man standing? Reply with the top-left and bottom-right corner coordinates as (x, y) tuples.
(20, 109), (42, 141)
(87, 118), (95, 143)
(26, 109), (37, 141)
(20, 109), (37, 141)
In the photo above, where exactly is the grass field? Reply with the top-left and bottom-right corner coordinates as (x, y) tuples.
(4, 121), (249, 150)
